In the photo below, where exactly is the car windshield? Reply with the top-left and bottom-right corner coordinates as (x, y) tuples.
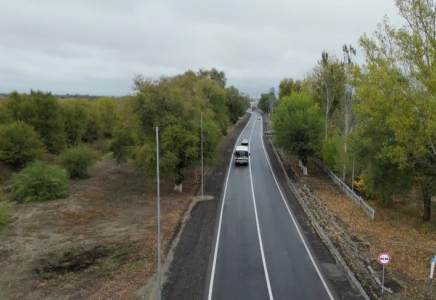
(235, 150), (248, 157)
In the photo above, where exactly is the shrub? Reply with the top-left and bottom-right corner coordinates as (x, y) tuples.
(320, 137), (338, 172)
(0, 121), (46, 168)
(58, 146), (93, 178)
(0, 191), (12, 231)
(10, 161), (68, 203)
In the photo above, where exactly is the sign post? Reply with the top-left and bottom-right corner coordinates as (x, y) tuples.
(378, 253), (391, 295)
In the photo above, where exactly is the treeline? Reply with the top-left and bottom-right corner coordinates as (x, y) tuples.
(270, 0), (436, 222)
(0, 68), (250, 197)
(111, 69), (250, 190)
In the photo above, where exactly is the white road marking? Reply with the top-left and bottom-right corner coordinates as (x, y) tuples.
(248, 116), (274, 299)
(207, 113), (254, 300)
(258, 118), (336, 300)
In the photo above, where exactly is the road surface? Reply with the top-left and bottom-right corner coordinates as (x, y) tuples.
(206, 112), (339, 300)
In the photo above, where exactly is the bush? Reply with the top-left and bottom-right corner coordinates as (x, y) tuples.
(0, 121), (46, 168)
(10, 161), (68, 203)
(58, 146), (93, 178)
(0, 191), (12, 231)
(320, 137), (338, 172)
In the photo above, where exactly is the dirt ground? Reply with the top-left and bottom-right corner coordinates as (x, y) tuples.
(0, 160), (197, 300)
(286, 154), (436, 299)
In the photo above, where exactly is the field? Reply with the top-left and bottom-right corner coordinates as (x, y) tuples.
(0, 160), (196, 300)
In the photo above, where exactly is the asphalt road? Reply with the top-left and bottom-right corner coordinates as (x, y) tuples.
(206, 112), (339, 300)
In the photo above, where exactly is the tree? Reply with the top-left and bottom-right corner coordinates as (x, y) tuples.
(112, 72), (227, 191)
(0, 122), (45, 168)
(273, 92), (325, 175)
(279, 78), (295, 100)
(61, 100), (89, 146)
(96, 97), (117, 138)
(4, 91), (35, 122)
(258, 93), (270, 113)
(26, 91), (66, 154)
(197, 68), (227, 88)
(226, 86), (250, 124)
(82, 102), (102, 143)
(308, 52), (346, 145)
(357, 0), (436, 220)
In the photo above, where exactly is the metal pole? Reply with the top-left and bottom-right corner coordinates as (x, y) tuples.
(156, 127), (162, 300)
(382, 265), (385, 295)
(201, 111), (204, 198)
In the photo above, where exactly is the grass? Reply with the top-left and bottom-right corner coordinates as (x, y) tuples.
(63, 207), (117, 226)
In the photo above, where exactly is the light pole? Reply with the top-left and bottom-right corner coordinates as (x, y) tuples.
(201, 111), (204, 198)
(155, 127), (162, 300)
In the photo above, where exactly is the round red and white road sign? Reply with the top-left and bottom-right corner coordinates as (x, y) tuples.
(378, 253), (391, 265)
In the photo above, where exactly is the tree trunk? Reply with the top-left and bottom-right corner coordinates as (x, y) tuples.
(421, 181), (432, 221)
(174, 183), (182, 193)
(174, 167), (184, 193)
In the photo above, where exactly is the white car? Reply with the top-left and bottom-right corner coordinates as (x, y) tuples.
(257, 116), (261, 120)
(241, 138), (248, 145)
(234, 146), (250, 165)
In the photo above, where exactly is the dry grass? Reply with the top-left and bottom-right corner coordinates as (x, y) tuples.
(0, 160), (197, 300)
(289, 155), (436, 296)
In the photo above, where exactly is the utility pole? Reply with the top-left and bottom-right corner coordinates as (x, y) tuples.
(156, 127), (162, 300)
(201, 111), (204, 198)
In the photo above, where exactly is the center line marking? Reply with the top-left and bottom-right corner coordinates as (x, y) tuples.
(248, 115), (274, 299)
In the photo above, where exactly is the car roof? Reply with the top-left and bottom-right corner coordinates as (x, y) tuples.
(235, 146), (249, 151)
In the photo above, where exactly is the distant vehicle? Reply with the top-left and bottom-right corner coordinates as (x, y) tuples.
(234, 146), (250, 166)
(257, 116), (261, 120)
(241, 138), (248, 145)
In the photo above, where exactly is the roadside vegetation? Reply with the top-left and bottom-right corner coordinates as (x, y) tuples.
(269, 0), (436, 223)
(0, 69), (249, 299)
(264, 0), (436, 297)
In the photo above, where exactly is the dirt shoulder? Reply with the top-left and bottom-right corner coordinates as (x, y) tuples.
(161, 114), (250, 300)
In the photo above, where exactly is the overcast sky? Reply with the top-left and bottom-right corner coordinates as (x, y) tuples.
(0, 0), (404, 98)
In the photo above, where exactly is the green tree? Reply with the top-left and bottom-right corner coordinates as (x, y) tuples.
(4, 91), (35, 122)
(28, 91), (66, 153)
(197, 68), (227, 88)
(226, 86), (249, 124)
(82, 102), (102, 142)
(96, 97), (117, 138)
(279, 78), (295, 100)
(0, 101), (12, 125)
(113, 73), (226, 191)
(273, 92), (325, 175)
(356, 0), (436, 220)
(307, 52), (346, 145)
(0, 122), (45, 168)
(61, 100), (89, 146)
